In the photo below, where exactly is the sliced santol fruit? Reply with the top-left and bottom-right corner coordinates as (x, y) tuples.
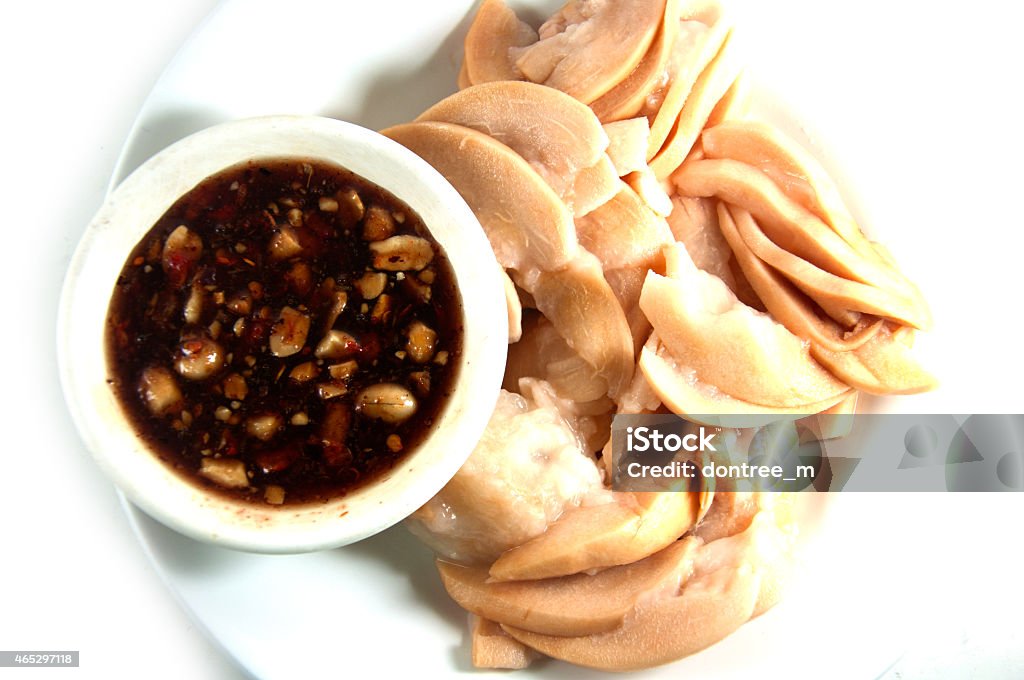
(504, 313), (609, 404)
(564, 154), (621, 217)
(614, 358), (663, 414)
(589, 0), (681, 122)
(501, 504), (797, 671)
(575, 184), (674, 271)
(489, 491), (700, 581)
(726, 197), (929, 329)
(519, 377), (615, 456)
(667, 195), (727, 264)
(797, 390), (859, 442)
(469, 615), (537, 670)
(624, 168), (674, 216)
(672, 158), (932, 328)
(502, 532), (760, 671)
(700, 121), (933, 326)
(705, 70), (749, 128)
(639, 332), (851, 426)
(605, 265), (655, 354)
(500, 267), (523, 344)
(439, 538), (700, 637)
(639, 254), (850, 408)
(407, 388), (604, 565)
(511, 0), (667, 104)
(701, 120), (877, 259)
(811, 323), (938, 395)
(646, 5), (729, 159)
(704, 501), (797, 617)
(382, 121), (577, 271)
(696, 485), (715, 524)
(648, 30), (741, 180)
(717, 203), (888, 351)
(517, 251), (635, 397)
(463, 0), (538, 85)
(603, 117), (651, 177)
(664, 198), (764, 312)
(457, 59), (472, 90)
(693, 490), (759, 543)
(416, 81), (609, 204)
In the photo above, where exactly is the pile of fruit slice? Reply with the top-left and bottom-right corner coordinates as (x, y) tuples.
(388, 0), (935, 671)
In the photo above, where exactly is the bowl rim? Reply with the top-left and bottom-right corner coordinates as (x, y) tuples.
(57, 114), (507, 554)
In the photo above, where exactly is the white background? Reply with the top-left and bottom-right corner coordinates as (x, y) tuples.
(2, 1), (1023, 678)
(2, 1), (241, 678)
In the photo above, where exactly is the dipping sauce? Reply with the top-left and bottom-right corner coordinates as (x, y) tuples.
(106, 159), (463, 506)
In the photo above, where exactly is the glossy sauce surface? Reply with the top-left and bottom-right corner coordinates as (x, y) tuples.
(106, 159), (463, 505)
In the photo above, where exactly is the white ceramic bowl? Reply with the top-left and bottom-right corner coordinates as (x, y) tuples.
(58, 115), (507, 554)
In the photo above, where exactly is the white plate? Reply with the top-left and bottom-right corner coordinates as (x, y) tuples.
(109, 0), (980, 677)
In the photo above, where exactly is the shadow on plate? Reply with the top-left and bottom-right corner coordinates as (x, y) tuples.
(326, 4), (477, 130)
(112, 106), (227, 188)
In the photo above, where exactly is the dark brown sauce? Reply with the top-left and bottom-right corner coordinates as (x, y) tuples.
(106, 158), (463, 505)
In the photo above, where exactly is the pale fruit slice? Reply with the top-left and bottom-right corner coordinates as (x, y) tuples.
(624, 168), (674, 216)
(502, 503), (799, 671)
(566, 155), (621, 217)
(797, 390), (858, 442)
(469, 615), (537, 670)
(721, 501), (797, 618)
(693, 490), (758, 543)
(589, 0), (681, 121)
(666, 195), (748, 298)
(504, 313), (609, 404)
(701, 120), (878, 260)
(614, 355), (663, 415)
(439, 538), (700, 637)
(639, 262), (850, 408)
(457, 59), (472, 90)
(489, 491), (699, 581)
(664, 198), (764, 312)
(575, 185), (674, 271)
(811, 323), (938, 395)
(407, 389), (604, 565)
(649, 30), (741, 179)
(605, 264), (655, 355)
(705, 70), (749, 127)
(697, 486), (715, 523)
(603, 117), (651, 176)
(500, 267), (523, 343)
(416, 81), (609, 205)
(672, 158), (930, 325)
(639, 333), (851, 427)
(464, 0), (537, 85)
(502, 528), (762, 671)
(382, 121), (577, 271)
(646, 7), (729, 158)
(518, 378), (615, 461)
(512, 0), (667, 104)
(725, 183), (930, 329)
(717, 203), (885, 352)
(518, 251), (635, 397)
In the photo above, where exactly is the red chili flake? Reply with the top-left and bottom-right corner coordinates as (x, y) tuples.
(209, 203), (237, 222)
(357, 332), (381, 363)
(247, 320), (269, 343)
(163, 252), (195, 288)
(219, 430), (240, 457)
(304, 212), (335, 239)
